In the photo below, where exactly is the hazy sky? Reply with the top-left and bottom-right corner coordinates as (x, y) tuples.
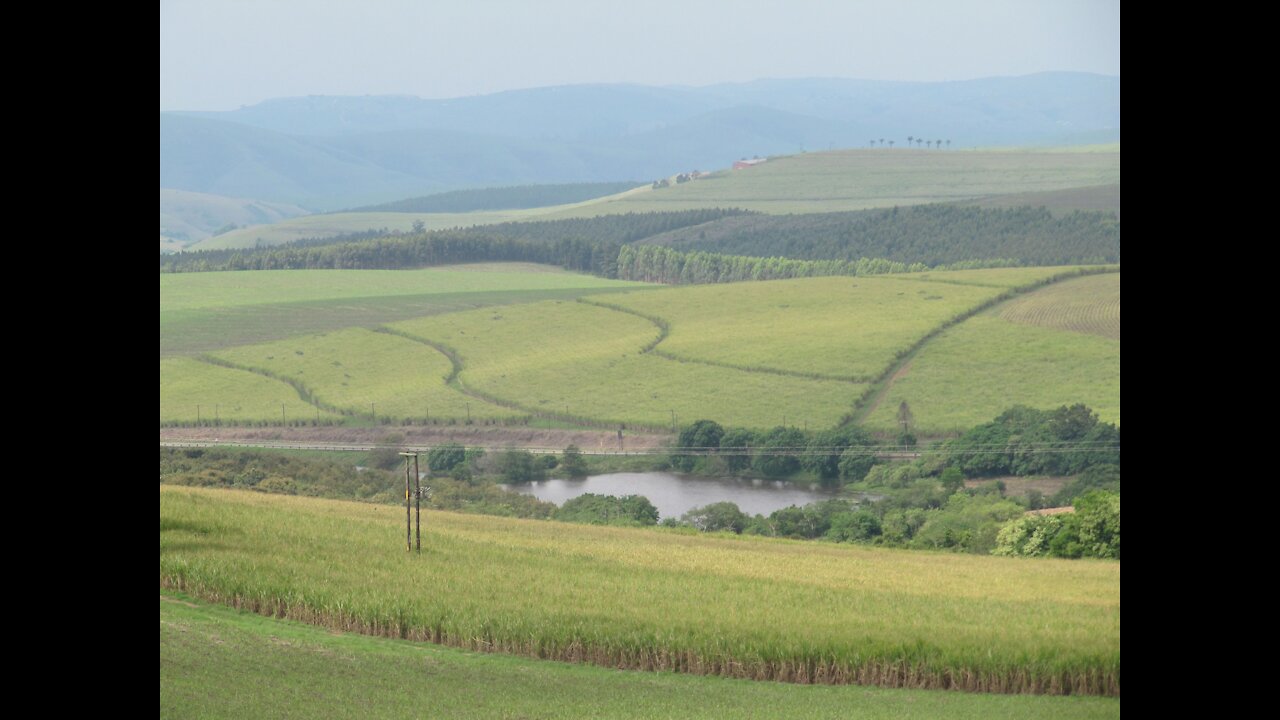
(159, 0), (1119, 111)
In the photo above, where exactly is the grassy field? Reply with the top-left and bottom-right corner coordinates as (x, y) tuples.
(997, 273), (1120, 340)
(208, 327), (517, 423)
(161, 593), (1121, 719)
(890, 266), (1093, 288)
(160, 264), (653, 356)
(391, 299), (862, 429)
(863, 313), (1120, 434)
(160, 488), (1120, 695)
(604, 275), (1010, 381)
(179, 149), (1120, 249)
(189, 210), (539, 250)
(160, 264), (650, 313)
(545, 149), (1121, 216)
(160, 357), (341, 424)
(161, 266), (1116, 430)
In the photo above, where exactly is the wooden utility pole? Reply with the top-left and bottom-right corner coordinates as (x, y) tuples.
(403, 454), (412, 552)
(414, 453), (421, 553)
(401, 452), (420, 553)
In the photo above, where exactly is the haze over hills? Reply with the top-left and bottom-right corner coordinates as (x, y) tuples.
(159, 189), (309, 250)
(161, 73), (1119, 210)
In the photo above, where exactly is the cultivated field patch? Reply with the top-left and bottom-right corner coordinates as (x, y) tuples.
(160, 487), (1120, 695)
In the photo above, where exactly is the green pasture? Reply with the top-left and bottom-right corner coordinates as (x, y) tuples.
(603, 275), (1004, 380)
(391, 300), (861, 429)
(160, 264), (652, 356)
(863, 314), (1120, 434)
(160, 357), (339, 424)
(209, 327), (517, 422)
(160, 264), (649, 313)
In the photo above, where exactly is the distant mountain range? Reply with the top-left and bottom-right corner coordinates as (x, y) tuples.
(160, 73), (1120, 210)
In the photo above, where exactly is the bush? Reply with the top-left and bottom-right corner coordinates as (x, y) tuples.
(427, 443), (466, 472)
(561, 445), (588, 477)
(681, 502), (747, 533)
(496, 450), (546, 484)
(557, 494), (659, 526)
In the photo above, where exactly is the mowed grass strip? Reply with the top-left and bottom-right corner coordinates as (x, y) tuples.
(159, 263), (649, 313)
(209, 328), (517, 421)
(864, 314), (1120, 435)
(547, 149), (1121, 216)
(602, 276), (1005, 380)
(189, 210), (559, 250)
(391, 300), (861, 429)
(160, 357), (339, 424)
(160, 488), (1120, 695)
(998, 273), (1120, 340)
(161, 593), (1121, 719)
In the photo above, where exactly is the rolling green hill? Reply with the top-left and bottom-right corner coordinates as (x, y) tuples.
(179, 147), (1120, 251)
(862, 273), (1121, 434)
(161, 266), (1118, 432)
(562, 148), (1120, 216)
(160, 263), (653, 357)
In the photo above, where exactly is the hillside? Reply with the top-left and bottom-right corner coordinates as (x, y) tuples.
(349, 181), (644, 213)
(181, 147), (1121, 250)
(161, 74), (1120, 209)
(862, 273), (1121, 433)
(159, 266), (1118, 432)
(567, 147), (1121, 216)
(160, 189), (309, 250)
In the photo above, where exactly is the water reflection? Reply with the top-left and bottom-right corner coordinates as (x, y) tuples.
(503, 471), (842, 520)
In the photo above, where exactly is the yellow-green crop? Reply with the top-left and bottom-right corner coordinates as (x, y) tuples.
(161, 487), (1120, 695)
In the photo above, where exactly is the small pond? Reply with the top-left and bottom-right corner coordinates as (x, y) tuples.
(503, 471), (853, 520)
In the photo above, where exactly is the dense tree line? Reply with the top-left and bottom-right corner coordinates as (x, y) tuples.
(994, 491), (1120, 559)
(348, 182), (644, 213)
(639, 205), (1120, 266)
(942, 404), (1120, 478)
(669, 419), (883, 483)
(159, 209), (750, 274)
(159, 447), (555, 519)
(617, 244), (929, 283)
(663, 406), (1119, 557)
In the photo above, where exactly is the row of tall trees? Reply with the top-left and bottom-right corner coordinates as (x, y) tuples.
(160, 209), (749, 274)
(617, 244), (926, 284)
(640, 205), (1120, 266)
(868, 138), (952, 149)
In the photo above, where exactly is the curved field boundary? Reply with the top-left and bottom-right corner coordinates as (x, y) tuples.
(195, 354), (351, 418)
(577, 297), (868, 384)
(377, 325), (666, 433)
(848, 266), (1118, 429)
(160, 357), (344, 428)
